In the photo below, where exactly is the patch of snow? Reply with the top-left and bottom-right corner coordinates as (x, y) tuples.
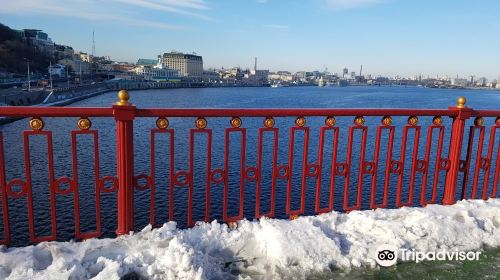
(0, 199), (499, 279)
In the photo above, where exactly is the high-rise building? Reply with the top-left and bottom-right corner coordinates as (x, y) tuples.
(160, 52), (203, 77)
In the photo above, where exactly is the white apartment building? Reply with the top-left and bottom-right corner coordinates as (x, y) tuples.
(133, 65), (180, 81)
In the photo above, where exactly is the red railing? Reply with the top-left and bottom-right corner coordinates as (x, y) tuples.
(0, 91), (499, 245)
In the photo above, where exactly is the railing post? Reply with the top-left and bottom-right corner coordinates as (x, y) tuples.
(113, 89), (136, 235)
(443, 97), (472, 205)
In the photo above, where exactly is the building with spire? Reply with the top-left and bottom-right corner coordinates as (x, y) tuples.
(248, 57), (269, 82)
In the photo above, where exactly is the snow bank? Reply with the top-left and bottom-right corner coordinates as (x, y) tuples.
(1, 199), (499, 280)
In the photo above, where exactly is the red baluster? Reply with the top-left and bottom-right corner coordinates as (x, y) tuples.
(443, 97), (472, 205)
(113, 90), (136, 235)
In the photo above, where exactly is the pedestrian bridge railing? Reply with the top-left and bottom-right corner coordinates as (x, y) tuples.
(0, 91), (498, 245)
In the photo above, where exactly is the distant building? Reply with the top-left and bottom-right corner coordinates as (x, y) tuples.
(136, 59), (157, 67)
(54, 45), (74, 59)
(202, 70), (220, 82)
(295, 71), (306, 79)
(48, 64), (67, 78)
(218, 67), (244, 80)
(250, 69), (269, 81)
(76, 52), (91, 62)
(16, 29), (54, 54)
(476, 77), (487, 87)
(133, 65), (180, 81)
(113, 63), (136, 72)
(269, 71), (293, 82)
(97, 61), (114, 72)
(451, 78), (468, 87)
(343, 67), (348, 77)
(58, 58), (90, 75)
(160, 52), (203, 77)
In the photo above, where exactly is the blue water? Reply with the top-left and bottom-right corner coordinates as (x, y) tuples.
(0, 86), (499, 246)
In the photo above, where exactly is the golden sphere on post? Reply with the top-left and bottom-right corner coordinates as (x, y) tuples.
(29, 117), (44, 131)
(295, 116), (306, 127)
(381, 116), (393, 126)
(116, 89), (130, 106)
(195, 117), (207, 129)
(264, 117), (275, 128)
(77, 118), (92, 130)
(354, 116), (365, 126)
(456, 96), (466, 108)
(474, 117), (484, 126)
(432, 116), (443, 126)
(408, 116), (419, 126)
(325, 116), (336, 127)
(227, 221), (238, 229)
(156, 117), (169, 129)
(230, 117), (242, 128)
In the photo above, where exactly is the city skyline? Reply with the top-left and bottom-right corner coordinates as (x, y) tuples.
(1, 0), (499, 79)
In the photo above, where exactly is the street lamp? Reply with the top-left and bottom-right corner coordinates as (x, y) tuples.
(24, 58), (31, 92)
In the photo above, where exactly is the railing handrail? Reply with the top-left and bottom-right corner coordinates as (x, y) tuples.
(473, 110), (500, 117)
(1, 106), (499, 118)
(0, 107), (470, 118)
(134, 108), (462, 117)
(0, 107), (114, 117)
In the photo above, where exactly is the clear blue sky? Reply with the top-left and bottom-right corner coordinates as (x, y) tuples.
(1, 0), (499, 79)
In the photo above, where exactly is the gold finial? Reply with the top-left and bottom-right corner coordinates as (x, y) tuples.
(77, 117), (92, 130)
(474, 117), (484, 126)
(295, 116), (306, 127)
(457, 96), (466, 108)
(29, 117), (44, 131)
(227, 221), (238, 229)
(432, 116), (443, 126)
(381, 116), (393, 126)
(230, 117), (242, 128)
(195, 117), (207, 129)
(408, 116), (419, 126)
(325, 116), (336, 127)
(156, 117), (169, 129)
(264, 117), (275, 128)
(354, 116), (365, 126)
(116, 89), (130, 106)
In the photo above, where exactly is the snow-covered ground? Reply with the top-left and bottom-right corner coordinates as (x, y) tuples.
(1, 199), (499, 280)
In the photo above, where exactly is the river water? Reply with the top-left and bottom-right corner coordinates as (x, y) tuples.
(0, 85), (499, 277)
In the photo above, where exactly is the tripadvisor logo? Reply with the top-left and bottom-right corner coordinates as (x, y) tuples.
(374, 244), (482, 267)
(375, 244), (399, 267)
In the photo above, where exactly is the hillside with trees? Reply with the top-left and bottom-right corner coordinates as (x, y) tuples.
(0, 23), (51, 75)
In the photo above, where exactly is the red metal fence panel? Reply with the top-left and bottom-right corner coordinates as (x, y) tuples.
(0, 91), (499, 246)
